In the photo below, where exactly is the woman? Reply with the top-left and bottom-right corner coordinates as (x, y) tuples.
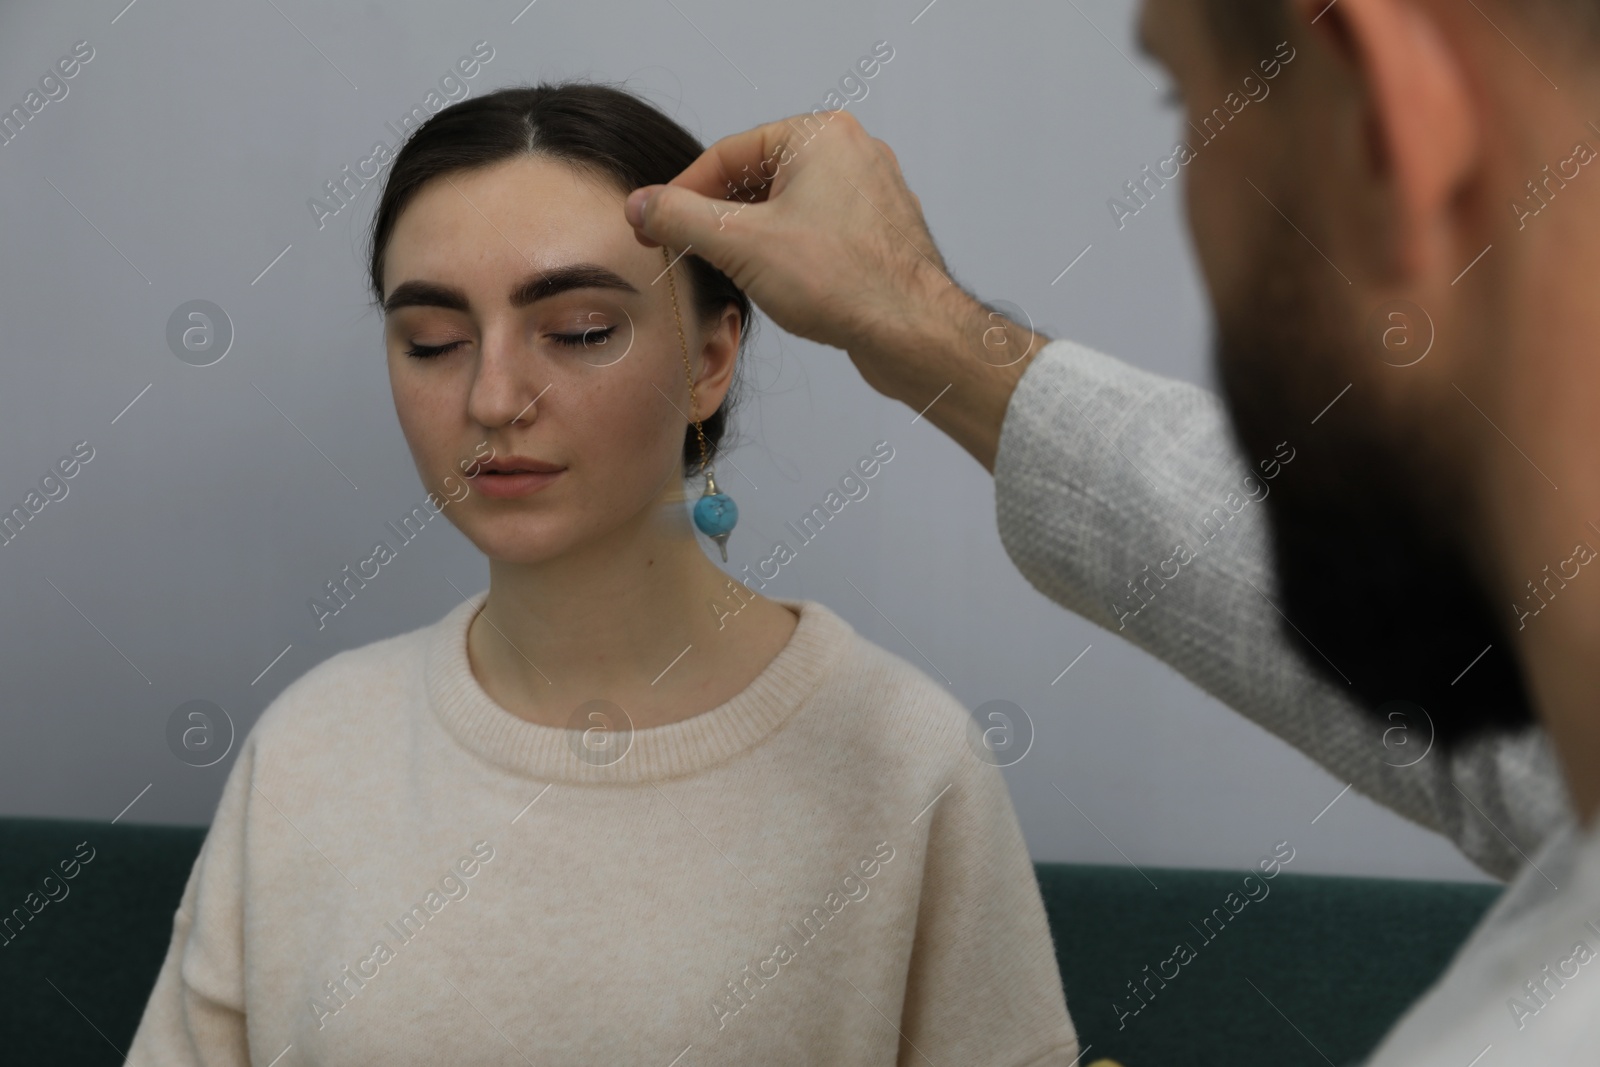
(127, 81), (1077, 1066)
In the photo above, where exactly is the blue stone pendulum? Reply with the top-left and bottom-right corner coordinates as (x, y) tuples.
(692, 469), (739, 562)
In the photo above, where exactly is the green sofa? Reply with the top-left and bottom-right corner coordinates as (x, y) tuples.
(1, 816), (1500, 1066)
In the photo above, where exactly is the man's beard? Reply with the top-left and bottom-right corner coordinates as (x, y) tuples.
(1211, 217), (1536, 752)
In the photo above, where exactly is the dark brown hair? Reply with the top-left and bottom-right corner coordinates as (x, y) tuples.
(366, 80), (752, 475)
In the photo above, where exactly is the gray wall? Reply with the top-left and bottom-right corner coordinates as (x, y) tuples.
(0, 0), (1488, 882)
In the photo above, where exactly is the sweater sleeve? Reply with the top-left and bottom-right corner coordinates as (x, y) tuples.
(896, 749), (1079, 1067)
(126, 737), (254, 1066)
(991, 337), (1570, 882)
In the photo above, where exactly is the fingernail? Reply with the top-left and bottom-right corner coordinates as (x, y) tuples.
(626, 187), (655, 228)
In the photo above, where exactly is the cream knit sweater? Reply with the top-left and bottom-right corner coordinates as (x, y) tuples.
(127, 590), (1078, 1066)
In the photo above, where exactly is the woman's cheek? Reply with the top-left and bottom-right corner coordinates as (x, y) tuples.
(568, 378), (662, 486)
(395, 370), (466, 488)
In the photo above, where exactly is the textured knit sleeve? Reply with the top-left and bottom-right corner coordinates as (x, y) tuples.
(991, 337), (1569, 882)
(897, 748), (1079, 1067)
(126, 736), (254, 1066)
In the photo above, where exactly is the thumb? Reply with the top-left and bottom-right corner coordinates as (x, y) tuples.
(626, 183), (749, 258)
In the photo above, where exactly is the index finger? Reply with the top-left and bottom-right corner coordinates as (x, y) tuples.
(667, 111), (846, 202)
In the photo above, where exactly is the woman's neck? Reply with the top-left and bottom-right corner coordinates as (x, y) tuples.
(466, 506), (798, 731)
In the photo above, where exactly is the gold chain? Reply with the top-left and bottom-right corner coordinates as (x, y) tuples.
(662, 245), (711, 476)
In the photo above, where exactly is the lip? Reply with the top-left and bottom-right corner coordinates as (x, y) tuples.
(475, 455), (564, 474)
(468, 455), (566, 499)
(470, 468), (565, 499)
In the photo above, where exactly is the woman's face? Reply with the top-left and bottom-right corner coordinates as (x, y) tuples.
(380, 154), (740, 564)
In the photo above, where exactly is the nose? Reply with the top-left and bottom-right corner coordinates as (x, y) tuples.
(467, 321), (550, 429)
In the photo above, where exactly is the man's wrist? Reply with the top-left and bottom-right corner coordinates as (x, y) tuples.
(854, 277), (1052, 472)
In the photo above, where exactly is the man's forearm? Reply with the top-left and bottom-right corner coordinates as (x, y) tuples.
(849, 276), (1053, 473)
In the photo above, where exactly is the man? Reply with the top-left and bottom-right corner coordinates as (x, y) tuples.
(624, 0), (1600, 1059)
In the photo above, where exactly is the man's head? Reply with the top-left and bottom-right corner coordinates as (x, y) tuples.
(1197, 0), (1600, 62)
(1137, 0), (1600, 753)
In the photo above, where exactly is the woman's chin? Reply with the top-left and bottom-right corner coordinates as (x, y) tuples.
(458, 493), (688, 567)
(464, 521), (585, 567)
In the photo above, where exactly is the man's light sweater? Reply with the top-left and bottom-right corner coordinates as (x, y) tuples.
(991, 338), (1571, 878)
(993, 338), (1599, 1063)
(127, 592), (1079, 1066)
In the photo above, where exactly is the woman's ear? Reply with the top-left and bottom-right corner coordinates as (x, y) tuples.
(692, 302), (743, 418)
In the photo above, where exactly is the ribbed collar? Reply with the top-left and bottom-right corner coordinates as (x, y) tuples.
(424, 588), (852, 784)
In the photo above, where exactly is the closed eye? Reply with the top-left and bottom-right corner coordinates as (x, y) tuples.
(404, 326), (619, 358)
(553, 326), (617, 347)
(405, 340), (465, 360)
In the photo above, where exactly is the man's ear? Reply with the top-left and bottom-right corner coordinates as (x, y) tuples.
(1298, 0), (1479, 280)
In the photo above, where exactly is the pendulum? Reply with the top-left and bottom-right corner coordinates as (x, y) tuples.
(692, 468), (739, 562)
(663, 241), (739, 564)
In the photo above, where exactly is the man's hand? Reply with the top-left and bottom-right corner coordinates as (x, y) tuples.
(623, 111), (1051, 472)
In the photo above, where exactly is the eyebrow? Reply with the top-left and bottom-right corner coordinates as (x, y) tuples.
(382, 262), (641, 315)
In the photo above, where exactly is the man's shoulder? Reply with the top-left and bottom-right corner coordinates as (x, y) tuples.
(1366, 819), (1600, 1064)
